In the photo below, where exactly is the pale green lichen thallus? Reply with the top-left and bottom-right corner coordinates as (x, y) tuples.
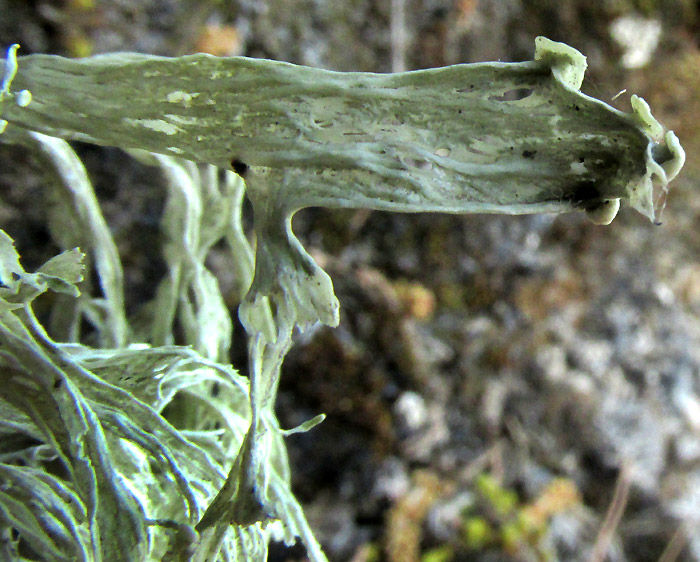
(0, 37), (684, 225)
(0, 38), (686, 333)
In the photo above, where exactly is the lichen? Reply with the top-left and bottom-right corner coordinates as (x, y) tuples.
(0, 36), (685, 562)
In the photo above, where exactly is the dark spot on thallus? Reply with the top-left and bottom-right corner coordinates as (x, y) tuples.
(231, 158), (249, 177)
(565, 180), (601, 208)
(11, 272), (21, 281)
(53, 378), (63, 390)
(522, 150), (536, 159)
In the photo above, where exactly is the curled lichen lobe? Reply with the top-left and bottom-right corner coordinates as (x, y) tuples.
(2, 37), (684, 224)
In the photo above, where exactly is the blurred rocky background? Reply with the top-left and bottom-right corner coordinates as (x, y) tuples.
(1, 1), (700, 561)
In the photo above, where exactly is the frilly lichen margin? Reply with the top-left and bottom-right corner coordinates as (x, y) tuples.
(629, 95), (685, 220)
(534, 36), (587, 91)
(0, 135), (328, 561)
(0, 44), (31, 134)
(534, 36), (685, 223)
